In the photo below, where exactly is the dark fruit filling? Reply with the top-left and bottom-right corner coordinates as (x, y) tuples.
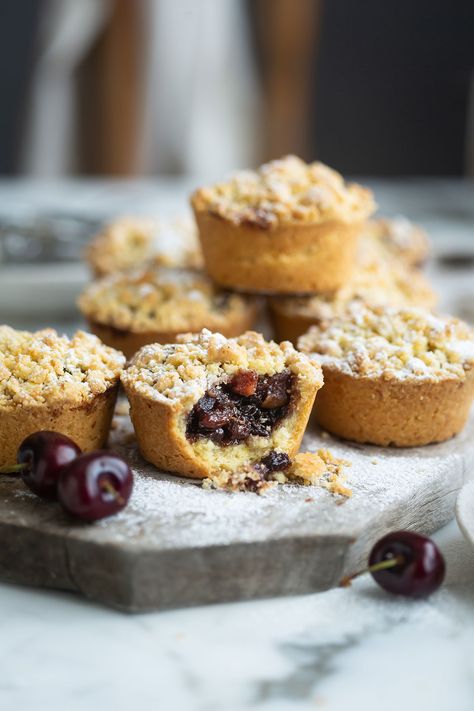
(186, 369), (294, 446)
(259, 451), (291, 473)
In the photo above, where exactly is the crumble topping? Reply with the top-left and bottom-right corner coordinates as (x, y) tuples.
(367, 216), (430, 265)
(85, 215), (202, 276)
(122, 329), (323, 407)
(192, 155), (375, 228)
(298, 304), (474, 382)
(0, 326), (125, 409)
(78, 267), (254, 333)
(202, 449), (352, 495)
(271, 237), (436, 321)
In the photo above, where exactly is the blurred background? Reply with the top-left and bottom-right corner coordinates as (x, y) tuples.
(1, 0), (474, 330)
(2, 0), (474, 178)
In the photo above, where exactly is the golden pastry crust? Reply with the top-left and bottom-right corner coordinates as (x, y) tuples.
(84, 215), (202, 277)
(269, 236), (437, 343)
(121, 329), (323, 479)
(78, 267), (258, 359)
(192, 156), (375, 294)
(311, 368), (474, 447)
(0, 388), (118, 467)
(298, 305), (474, 446)
(0, 326), (124, 466)
(367, 216), (430, 267)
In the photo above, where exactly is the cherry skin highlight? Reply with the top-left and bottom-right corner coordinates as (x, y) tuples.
(17, 431), (81, 500)
(368, 530), (445, 598)
(57, 451), (133, 521)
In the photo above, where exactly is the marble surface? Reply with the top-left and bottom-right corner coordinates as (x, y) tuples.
(1, 178), (474, 710)
(1, 521), (474, 711)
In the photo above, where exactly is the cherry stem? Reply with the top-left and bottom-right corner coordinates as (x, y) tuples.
(100, 480), (125, 506)
(0, 463), (28, 475)
(339, 555), (405, 588)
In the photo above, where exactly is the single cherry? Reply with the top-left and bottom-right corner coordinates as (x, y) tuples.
(57, 451), (133, 522)
(15, 431), (81, 499)
(341, 530), (446, 598)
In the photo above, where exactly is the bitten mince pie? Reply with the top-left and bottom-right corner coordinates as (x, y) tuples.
(121, 329), (323, 481)
(366, 216), (430, 268)
(298, 304), (474, 447)
(269, 233), (436, 344)
(191, 155), (376, 294)
(0, 326), (125, 467)
(85, 215), (202, 277)
(77, 267), (258, 359)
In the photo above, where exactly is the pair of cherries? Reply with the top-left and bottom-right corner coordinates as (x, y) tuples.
(2, 431), (133, 521)
(2, 434), (445, 597)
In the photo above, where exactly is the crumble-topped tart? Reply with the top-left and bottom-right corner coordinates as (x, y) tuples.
(191, 155), (376, 294)
(269, 238), (436, 343)
(121, 329), (323, 480)
(298, 304), (474, 446)
(367, 216), (430, 267)
(0, 326), (125, 466)
(85, 215), (202, 277)
(78, 267), (257, 359)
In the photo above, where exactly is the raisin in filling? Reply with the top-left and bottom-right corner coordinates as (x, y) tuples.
(186, 369), (294, 446)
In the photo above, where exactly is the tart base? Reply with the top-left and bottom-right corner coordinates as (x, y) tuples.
(0, 386), (118, 467)
(193, 209), (362, 294)
(315, 368), (474, 447)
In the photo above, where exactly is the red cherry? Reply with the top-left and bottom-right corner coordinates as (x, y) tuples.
(341, 530), (446, 598)
(17, 431), (81, 499)
(57, 451), (133, 521)
(368, 531), (445, 598)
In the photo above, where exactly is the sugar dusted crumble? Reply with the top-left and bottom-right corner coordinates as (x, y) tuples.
(0, 326), (125, 409)
(298, 304), (474, 382)
(122, 329), (323, 408)
(192, 155), (375, 228)
(272, 235), (435, 321)
(85, 215), (202, 276)
(367, 216), (430, 264)
(78, 267), (254, 333)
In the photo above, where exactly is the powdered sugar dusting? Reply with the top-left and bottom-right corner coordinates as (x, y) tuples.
(88, 410), (474, 549)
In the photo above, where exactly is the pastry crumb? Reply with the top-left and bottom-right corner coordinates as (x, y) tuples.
(202, 468), (277, 494)
(202, 449), (352, 497)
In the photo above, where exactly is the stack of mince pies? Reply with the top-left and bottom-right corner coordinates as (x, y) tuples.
(4, 153), (466, 494)
(79, 155), (436, 359)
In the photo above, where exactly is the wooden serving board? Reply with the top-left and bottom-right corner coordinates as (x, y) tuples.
(1, 411), (473, 612)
